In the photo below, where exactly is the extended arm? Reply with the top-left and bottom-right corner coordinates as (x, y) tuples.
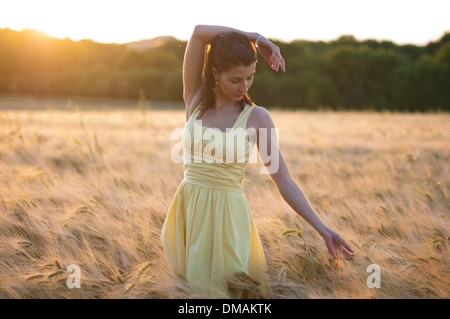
(255, 107), (355, 260)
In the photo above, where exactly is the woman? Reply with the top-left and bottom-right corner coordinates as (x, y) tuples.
(161, 25), (354, 299)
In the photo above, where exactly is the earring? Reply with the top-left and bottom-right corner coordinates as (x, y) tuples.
(215, 80), (219, 85)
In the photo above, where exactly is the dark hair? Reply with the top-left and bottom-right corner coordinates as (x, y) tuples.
(199, 32), (257, 118)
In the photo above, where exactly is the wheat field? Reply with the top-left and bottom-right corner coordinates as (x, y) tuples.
(0, 100), (449, 299)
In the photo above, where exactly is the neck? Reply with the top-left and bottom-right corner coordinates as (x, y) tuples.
(214, 92), (239, 110)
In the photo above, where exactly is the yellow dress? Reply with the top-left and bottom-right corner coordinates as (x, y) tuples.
(160, 104), (271, 299)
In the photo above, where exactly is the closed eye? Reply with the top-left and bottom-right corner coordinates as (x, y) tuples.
(230, 74), (255, 83)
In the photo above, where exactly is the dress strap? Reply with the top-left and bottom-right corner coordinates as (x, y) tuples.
(234, 104), (256, 130)
(187, 104), (202, 124)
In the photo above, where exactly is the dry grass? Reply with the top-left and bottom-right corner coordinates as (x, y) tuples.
(0, 102), (449, 299)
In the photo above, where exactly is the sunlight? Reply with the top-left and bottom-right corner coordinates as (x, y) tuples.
(0, 0), (449, 44)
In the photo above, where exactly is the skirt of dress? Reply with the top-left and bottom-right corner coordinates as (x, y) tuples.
(160, 180), (271, 298)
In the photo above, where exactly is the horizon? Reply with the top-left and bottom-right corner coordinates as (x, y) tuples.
(1, 0), (450, 46)
(2, 26), (449, 47)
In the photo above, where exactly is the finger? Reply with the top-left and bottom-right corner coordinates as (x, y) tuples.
(340, 238), (354, 252)
(281, 57), (286, 72)
(344, 243), (354, 253)
(337, 245), (344, 259)
(343, 250), (355, 260)
(326, 243), (337, 259)
(274, 55), (281, 71)
(342, 242), (355, 258)
(273, 62), (279, 71)
(271, 55), (277, 69)
(344, 254), (354, 260)
(272, 49), (278, 60)
(275, 57), (283, 72)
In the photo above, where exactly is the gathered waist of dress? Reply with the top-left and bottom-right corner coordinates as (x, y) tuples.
(183, 162), (245, 193)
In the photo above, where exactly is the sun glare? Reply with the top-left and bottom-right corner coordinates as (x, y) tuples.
(0, 0), (449, 44)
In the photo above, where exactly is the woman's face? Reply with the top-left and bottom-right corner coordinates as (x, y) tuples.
(213, 62), (256, 103)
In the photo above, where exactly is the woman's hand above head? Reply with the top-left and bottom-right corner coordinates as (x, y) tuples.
(255, 35), (286, 72)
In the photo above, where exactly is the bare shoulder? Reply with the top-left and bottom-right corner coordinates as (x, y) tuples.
(248, 105), (275, 130)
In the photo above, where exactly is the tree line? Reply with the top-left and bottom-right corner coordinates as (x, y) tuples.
(0, 28), (449, 111)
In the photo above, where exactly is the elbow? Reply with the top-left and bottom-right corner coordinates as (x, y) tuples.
(192, 25), (206, 37)
(279, 181), (299, 203)
(193, 25), (201, 34)
(189, 25), (204, 43)
(274, 175), (296, 196)
(284, 177), (297, 193)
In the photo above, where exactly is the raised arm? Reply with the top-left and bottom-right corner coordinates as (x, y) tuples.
(253, 107), (355, 260)
(183, 25), (285, 121)
(183, 25), (257, 120)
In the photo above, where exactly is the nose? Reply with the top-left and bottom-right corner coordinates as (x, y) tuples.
(239, 81), (250, 93)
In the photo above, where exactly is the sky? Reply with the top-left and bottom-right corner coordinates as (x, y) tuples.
(0, 0), (449, 45)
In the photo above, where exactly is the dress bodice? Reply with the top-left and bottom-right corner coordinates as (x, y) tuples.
(181, 104), (257, 192)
